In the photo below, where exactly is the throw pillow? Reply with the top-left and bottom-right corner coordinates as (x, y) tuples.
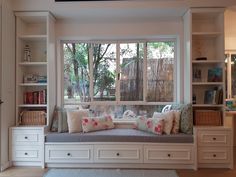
(171, 110), (181, 134)
(67, 109), (89, 133)
(57, 107), (68, 133)
(134, 116), (164, 135)
(82, 115), (115, 133)
(152, 111), (174, 135)
(171, 103), (193, 134)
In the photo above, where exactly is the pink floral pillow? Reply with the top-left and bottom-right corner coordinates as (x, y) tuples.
(82, 115), (115, 133)
(134, 116), (164, 135)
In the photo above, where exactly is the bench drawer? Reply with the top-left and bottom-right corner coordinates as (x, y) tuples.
(12, 146), (41, 162)
(94, 144), (143, 163)
(197, 130), (231, 146)
(144, 145), (194, 164)
(198, 147), (231, 164)
(45, 144), (93, 163)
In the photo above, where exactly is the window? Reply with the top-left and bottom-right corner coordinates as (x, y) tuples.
(62, 39), (177, 105)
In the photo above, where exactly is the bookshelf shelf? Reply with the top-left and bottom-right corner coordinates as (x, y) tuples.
(18, 104), (47, 108)
(192, 60), (224, 64)
(19, 83), (47, 86)
(18, 35), (47, 41)
(193, 104), (224, 107)
(192, 82), (224, 85)
(19, 62), (47, 66)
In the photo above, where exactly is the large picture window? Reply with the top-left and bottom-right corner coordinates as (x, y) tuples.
(62, 39), (176, 105)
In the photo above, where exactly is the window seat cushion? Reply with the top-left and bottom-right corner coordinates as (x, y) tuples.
(45, 128), (193, 143)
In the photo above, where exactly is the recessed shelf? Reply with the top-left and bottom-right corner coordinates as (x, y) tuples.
(18, 35), (47, 41)
(18, 104), (47, 108)
(193, 104), (224, 107)
(192, 60), (224, 64)
(19, 83), (47, 86)
(19, 62), (47, 66)
(192, 32), (222, 37)
(192, 82), (224, 85)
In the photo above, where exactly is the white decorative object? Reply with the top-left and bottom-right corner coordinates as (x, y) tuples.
(23, 44), (31, 62)
(123, 110), (136, 119)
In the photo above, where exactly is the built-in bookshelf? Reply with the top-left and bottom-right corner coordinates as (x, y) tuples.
(184, 8), (225, 126)
(15, 12), (56, 126)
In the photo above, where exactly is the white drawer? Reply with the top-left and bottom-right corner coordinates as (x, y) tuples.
(45, 144), (93, 163)
(144, 145), (194, 164)
(12, 129), (43, 145)
(197, 130), (231, 146)
(198, 147), (231, 164)
(94, 144), (143, 163)
(12, 146), (42, 162)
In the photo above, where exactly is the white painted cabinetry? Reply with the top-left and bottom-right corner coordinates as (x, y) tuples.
(195, 127), (233, 169)
(10, 127), (45, 168)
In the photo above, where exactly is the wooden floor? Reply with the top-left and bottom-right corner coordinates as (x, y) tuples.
(0, 148), (235, 177)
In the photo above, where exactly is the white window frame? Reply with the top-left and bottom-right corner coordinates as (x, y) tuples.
(58, 37), (178, 107)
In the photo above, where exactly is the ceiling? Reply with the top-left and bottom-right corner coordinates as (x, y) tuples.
(11, 0), (236, 22)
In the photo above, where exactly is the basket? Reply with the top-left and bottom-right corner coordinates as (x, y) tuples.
(194, 110), (222, 126)
(19, 111), (46, 125)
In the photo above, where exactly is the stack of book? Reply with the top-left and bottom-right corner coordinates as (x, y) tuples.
(23, 89), (47, 104)
(204, 88), (223, 104)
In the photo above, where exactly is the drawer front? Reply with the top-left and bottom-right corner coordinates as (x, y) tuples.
(144, 145), (194, 164)
(197, 130), (231, 146)
(94, 144), (143, 163)
(198, 147), (231, 164)
(12, 129), (43, 145)
(12, 146), (41, 162)
(45, 144), (93, 163)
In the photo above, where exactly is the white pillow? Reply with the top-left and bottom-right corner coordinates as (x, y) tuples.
(152, 111), (174, 135)
(67, 110), (89, 133)
(171, 110), (181, 134)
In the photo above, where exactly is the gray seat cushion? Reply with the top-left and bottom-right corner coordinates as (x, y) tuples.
(45, 129), (193, 143)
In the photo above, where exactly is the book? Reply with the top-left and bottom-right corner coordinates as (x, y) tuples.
(207, 67), (222, 82)
(193, 67), (202, 82)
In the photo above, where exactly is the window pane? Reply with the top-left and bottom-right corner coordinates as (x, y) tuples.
(63, 43), (90, 103)
(93, 43), (116, 101)
(146, 41), (174, 102)
(120, 43), (144, 101)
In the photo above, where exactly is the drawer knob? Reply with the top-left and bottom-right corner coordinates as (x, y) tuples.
(67, 153), (71, 156)
(213, 154), (216, 157)
(24, 136), (28, 139)
(167, 154), (171, 157)
(212, 137), (216, 141)
(24, 152), (28, 155)
(116, 153), (120, 156)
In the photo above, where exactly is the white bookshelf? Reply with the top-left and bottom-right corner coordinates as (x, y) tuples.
(184, 8), (225, 125)
(15, 12), (56, 127)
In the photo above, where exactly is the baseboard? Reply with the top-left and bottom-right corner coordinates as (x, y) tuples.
(1, 161), (12, 172)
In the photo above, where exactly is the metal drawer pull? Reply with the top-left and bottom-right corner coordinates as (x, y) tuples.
(24, 152), (28, 155)
(116, 153), (120, 156)
(213, 154), (216, 157)
(24, 136), (28, 139)
(167, 154), (171, 157)
(67, 153), (71, 156)
(212, 137), (216, 141)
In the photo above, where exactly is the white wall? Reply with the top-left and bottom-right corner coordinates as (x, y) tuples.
(225, 8), (236, 51)
(56, 18), (184, 103)
(0, 0), (15, 171)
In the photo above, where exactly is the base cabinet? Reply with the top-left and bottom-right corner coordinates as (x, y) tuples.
(195, 127), (233, 169)
(10, 127), (45, 168)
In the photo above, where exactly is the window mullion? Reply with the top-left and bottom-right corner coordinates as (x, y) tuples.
(143, 42), (147, 102)
(116, 42), (120, 102)
(89, 44), (94, 102)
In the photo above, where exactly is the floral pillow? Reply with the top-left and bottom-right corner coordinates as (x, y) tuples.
(152, 111), (174, 135)
(134, 116), (164, 135)
(82, 115), (115, 133)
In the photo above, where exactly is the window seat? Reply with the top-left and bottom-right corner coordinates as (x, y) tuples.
(45, 128), (193, 143)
